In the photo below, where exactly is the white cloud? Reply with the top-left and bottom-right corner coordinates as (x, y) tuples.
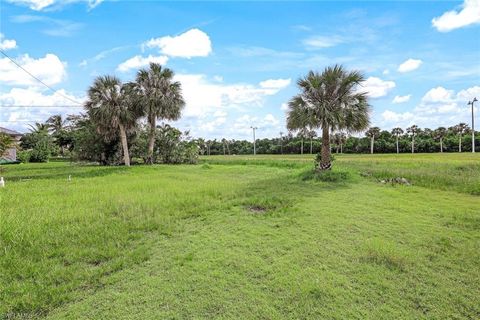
(359, 76), (396, 98)
(0, 87), (84, 107)
(280, 103), (288, 111)
(397, 58), (422, 73)
(0, 53), (66, 86)
(432, 0), (480, 32)
(7, 0), (103, 11)
(421, 86), (454, 103)
(392, 94), (411, 104)
(382, 69), (390, 75)
(117, 55), (168, 73)
(303, 35), (343, 48)
(145, 29), (212, 58)
(0, 34), (17, 51)
(174, 74), (290, 118)
(382, 110), (414, 122)
(259, 78), (291, 90)
(380, 85), (480, 129)
(0, 87), (85, 131)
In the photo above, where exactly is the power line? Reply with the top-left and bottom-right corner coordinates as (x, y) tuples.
(0, 49), (83, 106)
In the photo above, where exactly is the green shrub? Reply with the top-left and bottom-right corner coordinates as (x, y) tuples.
(17, 150), (32, 163)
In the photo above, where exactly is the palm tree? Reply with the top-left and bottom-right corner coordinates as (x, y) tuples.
(46, 114), (68, 155)
(136, 63), (185, 164)
(365, 127), (380, 154)
(391, 127), (404, 154)
(307, 130), (317, 154)
(406, 125), (419, 154)
(28, 122), (49, 134)
(433, 127), (447, 152)
(451, 123), (470, 152)
(287, 65), (370, 170)
(85, 76), (138, 166)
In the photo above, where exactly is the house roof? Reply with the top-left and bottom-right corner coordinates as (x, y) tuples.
(0, 127), (23, 136)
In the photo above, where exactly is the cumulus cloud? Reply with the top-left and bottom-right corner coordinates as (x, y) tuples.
(392, 94), (411, 104)
(303, 35), (343, 48)
(0, 87), (85, 131)
(397, 58), (422, 73)
(145, 29), (212, 58)
(117, 55), (168, 73)
(381, 85), (480, 128)
(174, 74), (291, 118)
(7, 0), (104, 11)
(432, 0), (480, 32)
(359, 76), (395, 98)
(0, 34), (17, 51)
(0, 53), (66, 86)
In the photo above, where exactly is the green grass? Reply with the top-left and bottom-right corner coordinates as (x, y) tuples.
(0, 154), (479, 319)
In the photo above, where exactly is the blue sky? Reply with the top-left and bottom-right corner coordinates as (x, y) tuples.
(1, 0), (479, 139)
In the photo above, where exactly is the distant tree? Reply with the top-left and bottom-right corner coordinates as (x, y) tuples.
(136, 63), (185, 164)
(287, 65), (370, 170)
(451, 123), (469, 152)
(307, 130), (317, 154)
(391, 127), (404, 154)
(365, 127), (381, 154)
(433, 127), (447, 153)
(406, 125), (420, 154)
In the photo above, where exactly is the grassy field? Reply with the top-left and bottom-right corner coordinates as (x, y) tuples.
(1, 154), (479, 319)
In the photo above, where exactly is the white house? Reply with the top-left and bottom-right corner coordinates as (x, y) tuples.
(0, 127), (23, 161)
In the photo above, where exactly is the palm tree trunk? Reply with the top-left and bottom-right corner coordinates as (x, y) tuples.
(118, 123), (130, 167)
(440, 138), (443, 153)
(370, 137), (374, 154)
(301, 138), (304, 155)
(459, 135), (462, 152)
(318, 126), (331, 171)
(147, 116), (156, 164)
(340, 143), (343, 154)
(411, 136), (415, 154)
(396, 137), (399, 154)
(310, 138), (313, 154)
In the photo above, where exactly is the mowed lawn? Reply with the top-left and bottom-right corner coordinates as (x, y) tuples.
(0, 154), (479, 319)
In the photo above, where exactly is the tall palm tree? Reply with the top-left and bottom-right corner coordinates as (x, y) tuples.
(85, 76), (138, 166)
(391, 127), (404, 154)
(406, 125), (419, 154)
(365, 127), (380, 154)
(287, 65), (370, 170)
(136, 63), (185, 164)
(433, 127), (447, 153)
(451, 123), (469, 152)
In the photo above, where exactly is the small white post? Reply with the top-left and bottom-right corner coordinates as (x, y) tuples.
(0, 177), (5, 188)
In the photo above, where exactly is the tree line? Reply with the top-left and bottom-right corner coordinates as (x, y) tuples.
(198, 123), (477, 156)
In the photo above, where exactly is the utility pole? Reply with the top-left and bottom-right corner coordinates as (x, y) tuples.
(279, 132), (284, 154)
(251, 126), (257, 155)
(468, 97), (477, 153)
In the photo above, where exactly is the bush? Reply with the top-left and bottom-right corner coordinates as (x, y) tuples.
(301, 169), (351, 182)
(30, 138), (52, 163)
(17, 150), (31, 163)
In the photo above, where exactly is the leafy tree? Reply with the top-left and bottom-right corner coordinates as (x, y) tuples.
(391, 127), (404, 154)
(365, 127), (381, 154)
(287, 65), (370, 170)
(85, 76), (138, 166)
(406, 125), (420, 154)
(136, 63), (185, 164)
(0, 133), (13, 157)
